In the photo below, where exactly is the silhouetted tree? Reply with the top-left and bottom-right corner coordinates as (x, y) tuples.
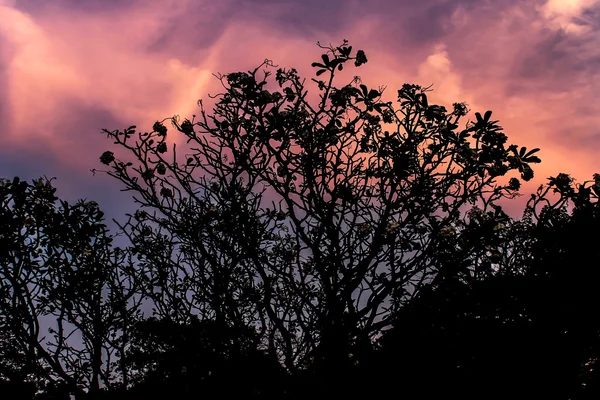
(9, 40), (599, 399)
(522, 173), (600, 398)
(0, 328), (39, 399)
(0, 177), (141, 399)
(375, 173), (600, 399)
(119, 316), (286, 399)
(97, 39), (541, 393)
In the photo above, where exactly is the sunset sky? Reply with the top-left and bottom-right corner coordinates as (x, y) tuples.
(1, 0), (599, 221)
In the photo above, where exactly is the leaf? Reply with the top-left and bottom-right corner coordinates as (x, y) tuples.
(524, 156), (541, 163)
(316, 69), (327, 76)
(484, 110), (492, 122)
(524, 148), (540, 157)
(475, 112), (483, 123)
(321, 54), (330, 66)
(368, 89), (379, 99)
(311, 62), (326, 68)
(360, 84), (368, 97)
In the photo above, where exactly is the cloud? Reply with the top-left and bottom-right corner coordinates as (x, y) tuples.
(539, 0), (600, 34)
(415, 43), (477, 109)
(0, 2), (218, 164)
(2, 0), (600, 218)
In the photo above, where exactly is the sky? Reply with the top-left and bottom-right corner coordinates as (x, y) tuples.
(1, 0), (600, 222)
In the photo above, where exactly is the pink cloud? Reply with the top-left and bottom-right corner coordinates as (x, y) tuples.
(2, 0), (599, 215)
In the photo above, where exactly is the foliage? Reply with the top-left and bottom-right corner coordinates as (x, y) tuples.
(4, 40), (600, 399)
(374, 172), (600, 399)
(121, 316), (285, 398)
(96, 39), (540, 385)
(0, 177), (141, 399)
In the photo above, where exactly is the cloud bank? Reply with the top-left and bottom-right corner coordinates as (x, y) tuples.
(2, 0), (599, 217)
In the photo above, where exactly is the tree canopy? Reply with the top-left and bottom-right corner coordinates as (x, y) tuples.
(1, 40), (599, 399)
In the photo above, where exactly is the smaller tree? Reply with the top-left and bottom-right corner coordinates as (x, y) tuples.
(0, 177), (142, 399)
(375, 172), (600, 399)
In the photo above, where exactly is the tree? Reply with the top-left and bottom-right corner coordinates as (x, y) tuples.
(121, 316), (285, 399)
(521, 173), (600, 397)
(0, 328), (39, 400)
(374, 173), (600, 399)
(97, 39), (542, 392)
(0, 177), (141, 399)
